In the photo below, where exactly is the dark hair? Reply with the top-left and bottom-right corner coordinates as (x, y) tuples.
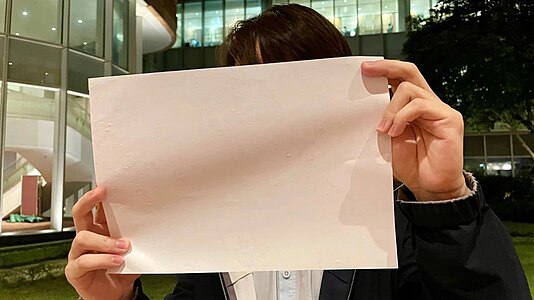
(218, 4), (352, 66)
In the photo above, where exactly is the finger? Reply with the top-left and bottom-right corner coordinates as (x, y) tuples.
(387, 98), (449, 137)
(362, 60), (433, 93)
(72, 187), (107, 233)
(94, 202), (107, 226)
(66, 253), (124, 280)
(377, 82), (434, 133)
(69, 230), (130, 261)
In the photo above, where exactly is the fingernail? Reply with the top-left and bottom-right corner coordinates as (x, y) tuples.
(112, 256), (124, 264)
(116, 239), (128, 250)
(377, 118), (387, 131)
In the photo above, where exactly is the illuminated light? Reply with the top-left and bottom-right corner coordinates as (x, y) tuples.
(358, 7), (361, 11)
(215, 11), (219, 14)
(83, 42), (88, 45)
(44, 72), (49, 76)
(77, 19), (83, 23)
(344, 0), (347, 2)
(51, 27), (57, 31)
(15, 32), (20, 36)
(322, 1), (325, 4)
(8, 62), (13, 66)
(384, 5), (388, 8)
(235, 8), (239, 12)
(195, 12), (199, 16)
(22, 11), (28, 16)
(349, 30), (356, 36)
(344, 7), (347, 12)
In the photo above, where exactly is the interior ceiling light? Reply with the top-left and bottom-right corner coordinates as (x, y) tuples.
(77, 19), (83, 23)
(15, 32), (20, 36)
(8, 62), (13, 66)
(51, 27), (57, 31)
(22, 11), (28, 16)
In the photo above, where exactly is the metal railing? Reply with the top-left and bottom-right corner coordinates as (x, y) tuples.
(6, 90), (92, 139)
(2, 156), (35, 193)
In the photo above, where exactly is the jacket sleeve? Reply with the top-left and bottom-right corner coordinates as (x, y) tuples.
(396, 172), (531, 300)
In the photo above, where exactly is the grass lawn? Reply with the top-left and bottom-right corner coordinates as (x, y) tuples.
(0, 274), (178, 300)
(514, 237), (534, 298)
(1, 222), (533, 299)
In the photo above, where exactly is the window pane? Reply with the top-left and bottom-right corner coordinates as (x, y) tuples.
(513, 134), (534, 156)
(464, 135), (484, 157)
(112, 65), (128, 75)
(358, 0), (381, 35)
(0, 36), (4, 72)
(225, 0), (244, 37)
(11, 0), (62, 44)
(410, 0), (430, 18)
(64, 93), (94, 228)
(204, 0), (223, 47)
(8, 38), (62, 87)
(68, 50), (105, 94)
(70, 0), (105, 57)
(0, 0), (6, 33)
(291, 0), (310, 8)
(172, 4), (183, 48)
(312, 0), (334, 23)
(184, 0), (202, 47)
(3, 83), (58, 232)
(246, 0), (262, 18)
(334, 0), (357, 37)
(113, 0), (129, 69)
(382, 0), (398, 33)
(486, 135), (511, 156)
(514, 158), (533, 177)
(487, 158), (513, 177)
(273, 0), (289, 4)
(464, 158), (486, 175)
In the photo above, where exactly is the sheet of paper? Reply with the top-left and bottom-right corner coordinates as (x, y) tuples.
(89, 56), (397, 274)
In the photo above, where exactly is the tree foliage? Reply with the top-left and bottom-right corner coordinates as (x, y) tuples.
(403, 0), (534, 133)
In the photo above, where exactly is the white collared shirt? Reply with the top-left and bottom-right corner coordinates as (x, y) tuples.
(228, 270), (324, 300)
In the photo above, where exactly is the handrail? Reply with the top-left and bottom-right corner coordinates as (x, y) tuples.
(6, 90), (92, 139)
(2, 157), (34, 192)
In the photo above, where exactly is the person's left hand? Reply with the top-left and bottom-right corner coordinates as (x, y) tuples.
(362, 60), (470, 201)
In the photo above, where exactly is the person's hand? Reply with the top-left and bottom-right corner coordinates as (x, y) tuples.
(362, 60), (470, 201)
(65, 187), (140, 300)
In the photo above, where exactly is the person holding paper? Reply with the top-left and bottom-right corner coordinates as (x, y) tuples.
(65, 4), (530, 300)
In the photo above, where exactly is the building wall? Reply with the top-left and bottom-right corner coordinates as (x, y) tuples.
(144, 0), (439, 71)
(0, 0), (137, 234)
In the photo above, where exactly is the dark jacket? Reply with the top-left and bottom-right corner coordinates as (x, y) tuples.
(136, 180), (531, 300)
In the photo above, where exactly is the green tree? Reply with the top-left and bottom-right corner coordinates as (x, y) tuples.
(403, 0), (534, 157)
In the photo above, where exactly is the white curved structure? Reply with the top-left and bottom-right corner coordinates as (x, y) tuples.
(137, 0), (176, 54)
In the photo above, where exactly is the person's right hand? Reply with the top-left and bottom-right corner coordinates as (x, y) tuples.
(65, 187), (140, 300)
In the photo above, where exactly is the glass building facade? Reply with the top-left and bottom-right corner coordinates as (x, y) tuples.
(172, 0), (439, 49)
(0, 0), (137, 235)
(144, 0), (439, 72)
(464, 130), (534, 178)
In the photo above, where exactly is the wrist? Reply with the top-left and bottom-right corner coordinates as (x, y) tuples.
(411, 175), (471, 201)
(413, 184), (471, 201)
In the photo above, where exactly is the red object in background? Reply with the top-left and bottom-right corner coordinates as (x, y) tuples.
(21, 175), (39, 215)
